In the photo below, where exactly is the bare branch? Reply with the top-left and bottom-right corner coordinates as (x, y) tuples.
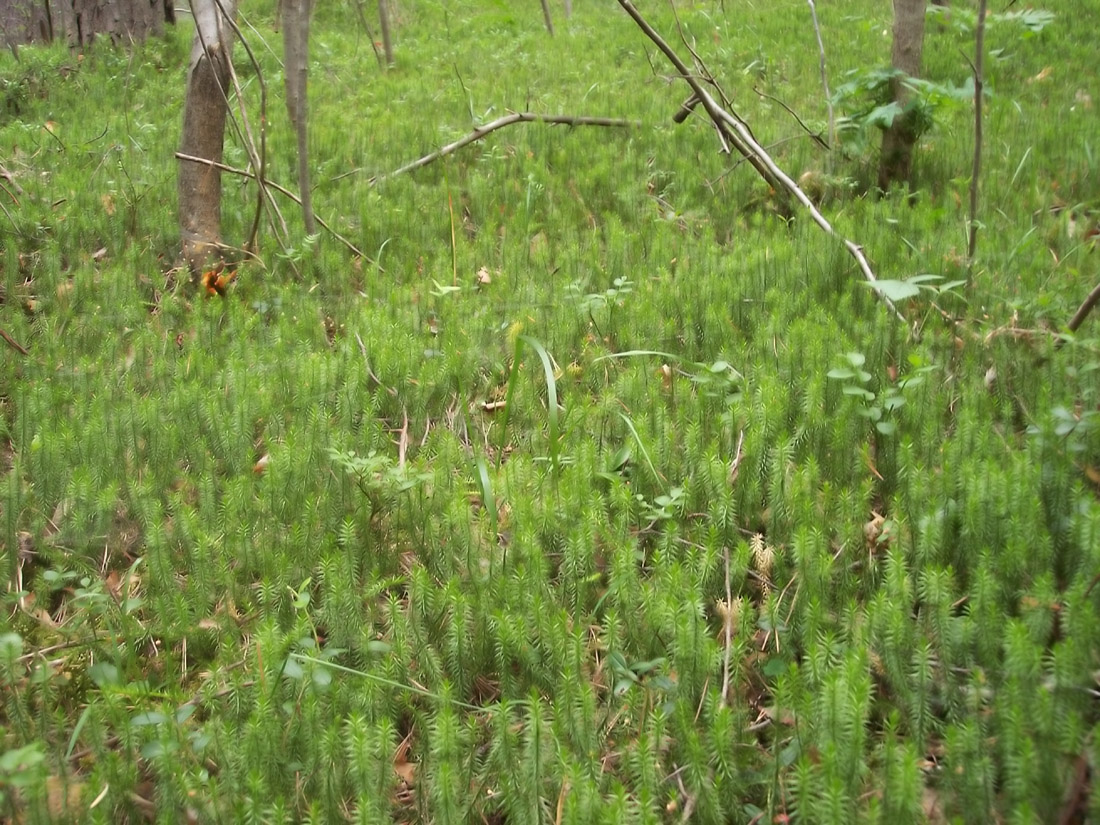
(618, 0), (780, 191)
(806, 0), (834, 150)
(211, 1), (291, 252)
(175, 153), (365, 260)
(1, 328), (28, 356)
(616, 0), (903, 322)
(752, 86), (829, 150)
(1066, 281), (1100, 336)
(363, 113), (638, 185)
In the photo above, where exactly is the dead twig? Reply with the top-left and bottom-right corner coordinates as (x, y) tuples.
(1064, 281), (1100, 339)
(1, 328), (29, 355)
(616, 0), (903, 323)
(206, 0), (291, 256)
(357, 113), (638, 186)
(175, 152), (365, 260)
(806, 0), (835, 151)
(719, 545), (734, 709)
(752, 86), (829, 150)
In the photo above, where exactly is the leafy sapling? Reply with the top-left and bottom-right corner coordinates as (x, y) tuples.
(828, 351), (937, 436)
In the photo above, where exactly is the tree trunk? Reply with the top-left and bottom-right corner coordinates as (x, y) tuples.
(0, 0), (173, 48)
(539, 0), (554, 35)
(177, 0), (238, 272)
(377, 0), (393, 66)
(879, 0), (926, 190)
(283, 0), (316, 235)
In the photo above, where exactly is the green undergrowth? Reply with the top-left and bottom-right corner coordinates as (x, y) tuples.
(2, 0), (1099, 822)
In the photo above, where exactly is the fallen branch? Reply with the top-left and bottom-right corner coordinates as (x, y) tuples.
(1066, 281), (1100, 337)
(616, 0), (903, 322)
(672, 93), (699, 124)
(626, 0), (780, 192)
(365, 112), (639, 185)
(1, 328), (29, 355)
(175, 152), (365, 260)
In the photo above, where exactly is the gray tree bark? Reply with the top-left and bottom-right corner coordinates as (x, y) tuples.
(282, 0), (315, 235)
(377, 0), (393, 66)
(0, 0), (173, 48)
(879, 0), (926, 190)
(177, 0), (238, 272)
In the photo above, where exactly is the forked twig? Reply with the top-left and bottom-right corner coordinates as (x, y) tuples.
(616, 0), (903, 322)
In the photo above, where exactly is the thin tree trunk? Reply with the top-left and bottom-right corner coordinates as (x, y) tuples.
(540, 0), (554, 35)
(563, 0), (572, 19)
(378, 0), (394, 66)
(177, 0), (238, 272)
(283, 0), (316, 235)
(967, 0), (986, 264)
(879, 0), (927, 190)
(352, 0), (385, 70)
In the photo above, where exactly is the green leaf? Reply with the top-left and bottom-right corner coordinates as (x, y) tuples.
(0, 633), (22, 662)
(283, 658), (305, 680)
(311, 666), (333, 689)
(865, 101), (903, 129)
(88, 662), (120, 687)
(473, 454), (497, 537)
(130, 711), (168, 727)
(843, 386), (876, 401)
(868, 279), (922, 301)
(762, 657), (790, 678)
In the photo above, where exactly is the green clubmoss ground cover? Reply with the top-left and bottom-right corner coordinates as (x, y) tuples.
(2, 1), (1099, 821)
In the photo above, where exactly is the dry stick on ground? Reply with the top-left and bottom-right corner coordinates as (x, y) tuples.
(1064, 281), (1100, 338)
(616, 0), (902, 322)
(967, 0), (988, 265)
(1, 328), (29, 355)
(175, 153), (365, 260)
(0, 185), (15, 228)
(719, 545), (734, 710)
(364, 113), (638, 185)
